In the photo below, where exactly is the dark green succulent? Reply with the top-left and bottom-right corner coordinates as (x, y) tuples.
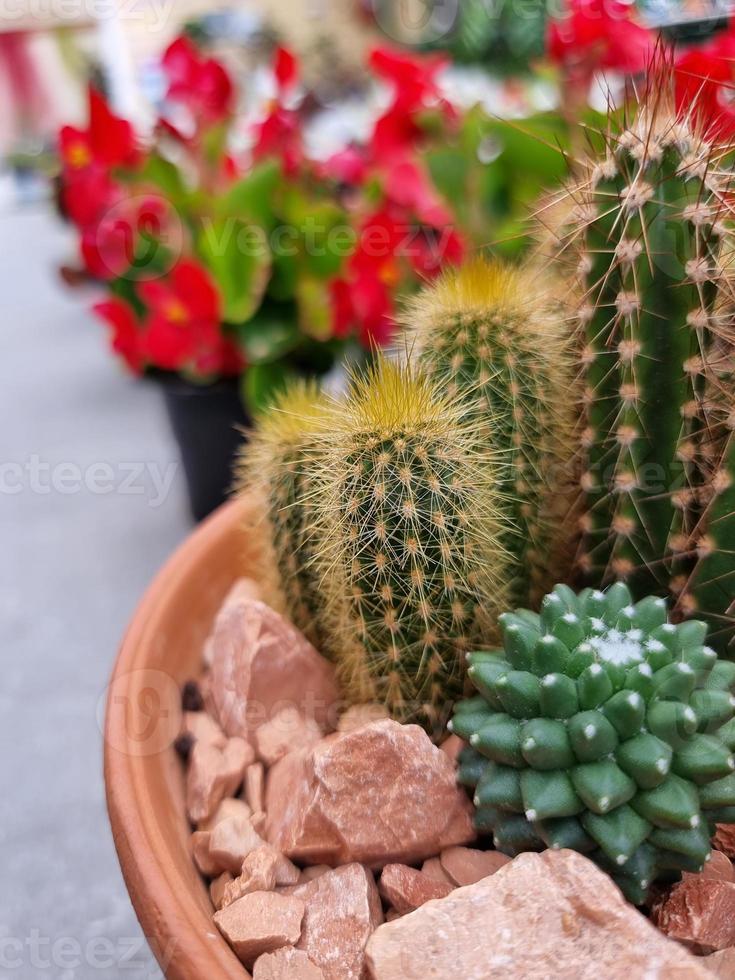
(450, 583), (735, 903)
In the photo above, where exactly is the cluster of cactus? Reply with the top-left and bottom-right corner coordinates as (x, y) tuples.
(406, 259), (578, 608)
(549, 83), (735, 649)
(450, 582), (735, 902)
(242, 359), (511, 731)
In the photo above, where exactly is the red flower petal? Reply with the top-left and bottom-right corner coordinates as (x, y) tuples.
(88, 87), (139, 168)
(274, 46), (298, 93)
(93, 298), (144, 373)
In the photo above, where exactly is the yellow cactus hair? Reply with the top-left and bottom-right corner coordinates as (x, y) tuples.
(237, 380), (334, 642)
(404, 255), (579, 608)
(309, 356), (508, 734)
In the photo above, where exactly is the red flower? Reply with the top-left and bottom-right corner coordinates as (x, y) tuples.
(369, 47), (447, 112)
(252, 47), (303, 174)
(675, 24), (735, 139)
(139, 260), (243, 376)
(59, 86), (138, 172)
(252, 106), (302, 174)
(323, 146), (369, 186)
(62, 165), (119, 231)
(80, 195), (177, 281)
(547, 0), (653, 88)
(274, 46), (298, 93)
(368, 47), (452, 164)
(93, 298), (144, 373)
(58, 86), (139, 233)
(162, 36), (234, 124)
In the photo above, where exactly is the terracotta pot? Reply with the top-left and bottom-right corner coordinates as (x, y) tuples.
(104, 498), (253, 980)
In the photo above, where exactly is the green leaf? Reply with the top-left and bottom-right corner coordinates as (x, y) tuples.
(424, 148), (469, 207)
(241, 361), (299, 416)
(296, 276), (333, 341)
(137, 152), (188, 205)
(197, 217), (271, 325)
(219, 160), (281, 228)
(233, 301), (301, 364)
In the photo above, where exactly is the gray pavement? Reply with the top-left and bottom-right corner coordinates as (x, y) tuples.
(1, 203), (193, 978)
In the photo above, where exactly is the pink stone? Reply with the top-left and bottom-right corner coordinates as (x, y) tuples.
(253, 947), (325, 980)
(209, 817), (265, 875)
(210, 598), (338, 739)
(420, 858), (454, 886)
(182, 710), (226, 748)
(365, 850), (711, 980)
(214, 891), (305, 969)
(198, 797), (252, 832)
(438, 734), (465, 765)
(285, 864), (383, 980)
(655, 878), (735, 954)
(298, 866), (331, 884)
(714, 825), (735, 860)
(191, 831), (219, 877)
(266, 720), (475, 867)
(683, 850), (734, 884)
(255, 708), (323, 767)
(336, 704), (389, 733)
(705, 947), (735, 978)
(210, 871), (233, 910)
(186, 736), (253, 824)
(222, 847), (281, 907)
(439, 846), (512, 886)
(378, 864), (453, 914)
(245, 763), (265, 814)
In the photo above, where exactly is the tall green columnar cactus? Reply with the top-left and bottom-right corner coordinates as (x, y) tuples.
(405, 258), (578, 607)
(312, 358), (506, 733)
(238, 381), (332, 646)
(451, 582), (735, 903)
(553, 86), (735, 649)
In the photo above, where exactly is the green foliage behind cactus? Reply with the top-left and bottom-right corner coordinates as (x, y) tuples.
(310, 358), (506, 733)
(451, 582), (735, 903)
(238, 381), (332, 646)
(549, 84), (735, 650)
(406, 258), (578, 608)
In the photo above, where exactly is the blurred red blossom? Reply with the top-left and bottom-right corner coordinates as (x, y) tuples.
(162, 36), (234, 124)
(92, 298), (143, 374)
(674, 22), (735, 139)
(547, 0), (654, 89)
(139, 260), (243, 376)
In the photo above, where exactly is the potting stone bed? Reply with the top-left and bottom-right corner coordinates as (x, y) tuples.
(178, 578), (735, 978)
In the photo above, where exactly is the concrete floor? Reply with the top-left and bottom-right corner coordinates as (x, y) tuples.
(1, 204), (192, 978)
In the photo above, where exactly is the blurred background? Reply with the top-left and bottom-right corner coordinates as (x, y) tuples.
(2, 0), (735, 975)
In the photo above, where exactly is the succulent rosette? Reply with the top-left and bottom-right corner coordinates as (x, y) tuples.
(450, 583), (735, 902)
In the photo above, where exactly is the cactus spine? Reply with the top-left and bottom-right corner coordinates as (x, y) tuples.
(238, 381), (332, 645)
(451, 582), (735, 903)
(551, 82), (735, 649)
(405, 258), (578, 607)
(311, 358), (506, 733)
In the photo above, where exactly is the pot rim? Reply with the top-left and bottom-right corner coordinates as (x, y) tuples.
(104, 499), (248, 980)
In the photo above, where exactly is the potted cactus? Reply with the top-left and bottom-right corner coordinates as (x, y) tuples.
(105, 59), (735, 979)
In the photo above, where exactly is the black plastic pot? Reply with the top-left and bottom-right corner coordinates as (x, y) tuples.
(160, 376), (250, 522)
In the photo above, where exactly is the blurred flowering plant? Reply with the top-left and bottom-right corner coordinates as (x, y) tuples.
(546, 0), (654, 107)
(674, 21), (735, 140)
(58, 37), (476, 410)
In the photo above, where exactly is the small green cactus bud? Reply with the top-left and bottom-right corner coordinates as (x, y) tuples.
(453, 583), (735, 902)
